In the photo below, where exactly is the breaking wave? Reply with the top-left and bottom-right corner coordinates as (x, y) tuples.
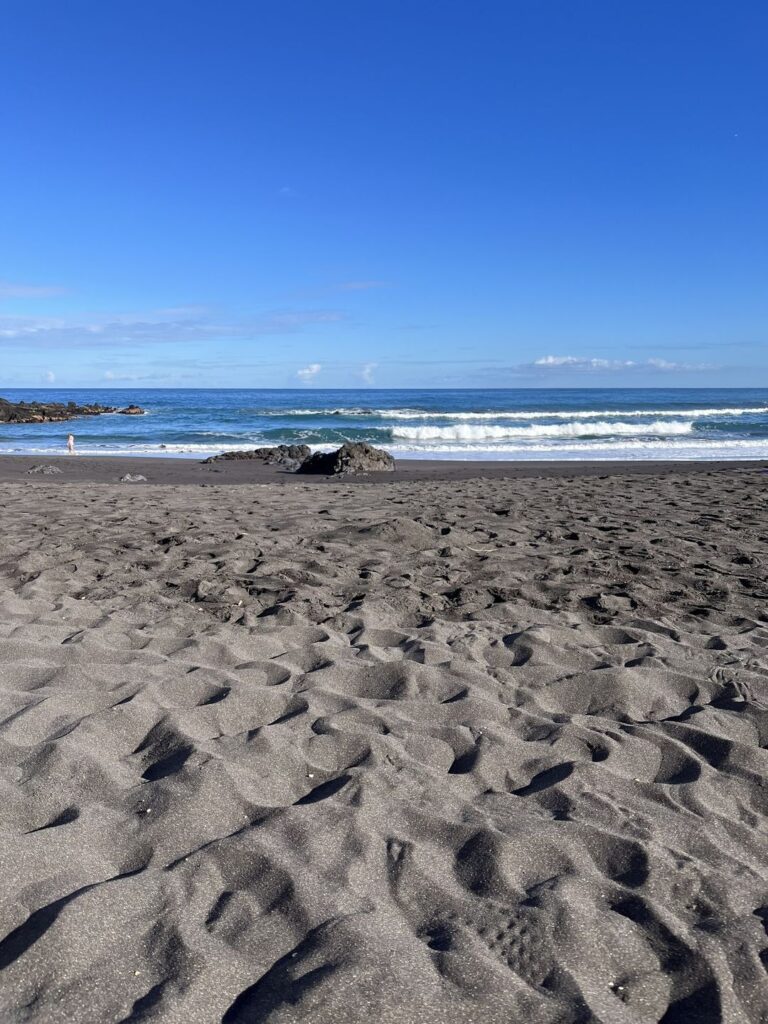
(255, 406), (768, 421)
(391, 420), (696, 441)
(4, 387), (766, 462)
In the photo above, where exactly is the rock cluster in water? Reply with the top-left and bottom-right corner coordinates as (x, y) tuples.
(0, 397), (145, 423)
(204, 441), (395, 475)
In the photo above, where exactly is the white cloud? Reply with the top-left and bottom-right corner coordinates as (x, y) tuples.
(646, 358), (704, 370)
(535, 355), (583, 367)
(104, 369), (167, 382)
(43, 369), (55, 383)
(360, 362), (377, 384)
(297, 362), (322, 382)
(0, 280), (67, 300)
(0, 308), (345, 348)
(533, 355), (712, 372)
(534, 355), (637, 369)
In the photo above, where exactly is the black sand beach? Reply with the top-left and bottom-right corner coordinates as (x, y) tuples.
(1, 453), (767, 485)
(1, 459), (767, 1022)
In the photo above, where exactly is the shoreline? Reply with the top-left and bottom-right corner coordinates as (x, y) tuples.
(1, 451), (767, 485)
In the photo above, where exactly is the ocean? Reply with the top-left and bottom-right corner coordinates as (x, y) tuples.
(2, 387), (768, 461)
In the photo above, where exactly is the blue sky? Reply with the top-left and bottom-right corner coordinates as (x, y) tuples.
(1, 1), (766, 388)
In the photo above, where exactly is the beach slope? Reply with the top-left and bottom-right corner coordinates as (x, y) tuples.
(0, 464), (767, 1022)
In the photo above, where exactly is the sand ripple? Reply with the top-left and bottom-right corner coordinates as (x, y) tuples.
(0, 469), (767, 1021)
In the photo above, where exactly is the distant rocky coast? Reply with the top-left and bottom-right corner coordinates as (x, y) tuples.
(0, 397), (145, 424)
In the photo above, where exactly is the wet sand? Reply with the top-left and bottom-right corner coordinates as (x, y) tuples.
(1, 452), (767, 485)
(1, 459), (767, 1022)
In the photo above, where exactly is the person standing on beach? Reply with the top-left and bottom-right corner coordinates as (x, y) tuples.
(67, 433), (75, 454)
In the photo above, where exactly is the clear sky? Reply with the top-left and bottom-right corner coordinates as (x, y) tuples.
(1, 1), (766, 389)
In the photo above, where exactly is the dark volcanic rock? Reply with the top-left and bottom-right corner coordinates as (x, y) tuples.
(203, 444), (311, 467)
(297, 442), (395, 475)
(0, 396), (144, 424)
(118, 405), (145, 415)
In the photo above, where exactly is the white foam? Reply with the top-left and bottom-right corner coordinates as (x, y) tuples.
(3, 434), (768, 462)
(0, 442), (260, 458)
(386, 438), (768, 461)
(252, 408), (375, 417)
(260, 406), (768, 421)
(391, 419), (695, 441)
(383, 406), (768, 421)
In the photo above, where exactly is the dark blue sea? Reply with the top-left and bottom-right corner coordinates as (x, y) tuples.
(2, 388), (768, 461)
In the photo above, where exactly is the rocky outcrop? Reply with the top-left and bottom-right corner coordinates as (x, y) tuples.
(297, 442), (395, 475)
(203, 442), (395, 475)
(118, 405), (145, 415)
(203, 444), (311, 467)
(0, 397), (145, 423)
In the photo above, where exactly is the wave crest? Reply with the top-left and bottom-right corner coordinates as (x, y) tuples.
(391, 420), (696, 441)
(255, 406), (768, 421)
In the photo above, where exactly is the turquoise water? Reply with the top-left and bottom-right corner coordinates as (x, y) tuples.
(2, 388), (768, 461)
